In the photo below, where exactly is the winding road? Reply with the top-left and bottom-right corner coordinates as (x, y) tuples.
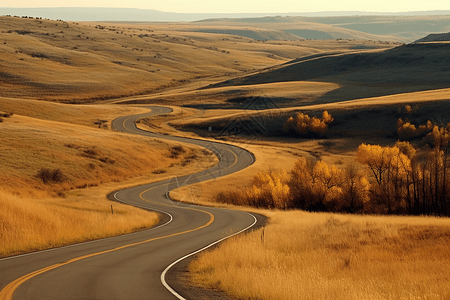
(0, 106), (263, 300)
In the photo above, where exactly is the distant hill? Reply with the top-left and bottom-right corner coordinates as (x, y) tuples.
(301, 15), (450, 41)
(204, 15), (450, 42)
(207, 43), (450, 103)
(1, 7), (450, 22)
(414, 32), (450, 43)
(193, 18), (401, 41)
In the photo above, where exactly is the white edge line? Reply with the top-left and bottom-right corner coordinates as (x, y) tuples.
(160, 211), (258, 300)
(0, 192), (173, 262)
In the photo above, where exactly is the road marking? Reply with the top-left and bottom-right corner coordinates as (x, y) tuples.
(0, 106), (257, 300)
(161, 211), (258, 300)
(0, 198), (215, 300)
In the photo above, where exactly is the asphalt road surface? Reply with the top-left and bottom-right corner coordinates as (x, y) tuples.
(0, 106), (263, 300)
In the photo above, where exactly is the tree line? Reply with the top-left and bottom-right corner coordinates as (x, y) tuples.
(216, 123), (450, 216)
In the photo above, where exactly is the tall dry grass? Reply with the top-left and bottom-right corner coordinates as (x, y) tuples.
(190, 211), (450, 300)
(0, 189), (159, 258)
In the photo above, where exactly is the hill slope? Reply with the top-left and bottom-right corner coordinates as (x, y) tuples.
(414, 32), (450, 43)
(0, 16), (396, 103)
(208, 43), (450, 103)
(194, 18), (401, 41)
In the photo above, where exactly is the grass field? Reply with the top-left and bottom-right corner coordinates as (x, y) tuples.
(0, 100), (217, 257)
(0, 189), (159, 258)
(190, 210), (450, 300)
(2, 14), (450, 299)
(0, 16), (396, 102)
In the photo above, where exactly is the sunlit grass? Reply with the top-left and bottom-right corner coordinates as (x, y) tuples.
(0, 189), (159, 258)
(190, 210), (450, 300)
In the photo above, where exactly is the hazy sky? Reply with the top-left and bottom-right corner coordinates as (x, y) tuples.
(2, 0), (450, 13)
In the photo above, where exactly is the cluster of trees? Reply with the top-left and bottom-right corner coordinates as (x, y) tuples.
(215, 157), (370, 213)
(217, 124), (450, 216)
(396, 118), (433, 140)
(283, 111), (334, 136)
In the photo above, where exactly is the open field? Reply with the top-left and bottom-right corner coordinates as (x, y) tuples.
(287, 15), (450, 41)
(0, 189), (159, 258)
(148, 18), (402, 41)
(167, 88), (449, 135)
(0, 96), (149, 127)
(0, 112), (216, 197)
(190, 210), (450, 300)
(2, 14), (450, 299)
(207, 43), (450, 103)
(0, 99), (217, 257)
(0, 16), (397, 102)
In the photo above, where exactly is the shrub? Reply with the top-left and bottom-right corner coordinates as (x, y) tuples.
(169, 145), (186, 158)
(37, 168), (67, 184)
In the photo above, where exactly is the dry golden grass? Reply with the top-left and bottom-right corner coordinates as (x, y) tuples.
(0, 101), (218, 257)
(0, 96), (149, 127)
(0, 16), (397, 103)
(191, 18), (403, 42)
(190, 210), (450, 300)
(0, 188), (159, 258)
(0, 111), (217, 197)
(119, 80), (342, 109)
(163, 88), (450, 153)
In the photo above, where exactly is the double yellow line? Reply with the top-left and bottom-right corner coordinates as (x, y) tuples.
(1, 109), (240, 300)
(0, 188), (214, 300)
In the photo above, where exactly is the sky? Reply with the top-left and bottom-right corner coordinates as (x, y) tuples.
(2, 0), (450, 13)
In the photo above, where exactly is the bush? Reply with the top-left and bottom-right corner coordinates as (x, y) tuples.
(169, 146), (186, 158)
(37, 168), (67, 184)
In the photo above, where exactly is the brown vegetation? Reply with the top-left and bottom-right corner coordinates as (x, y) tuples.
(217, 123), (450, 216)
(190, 211), (450, 300)
(0, 103), (218, 257)
(0, 113), (216, 197)
(0, 189), (159, 258)
(0, 16), (399, 103)
(396, 118), (433, 140)
(283, 111), (334, 136)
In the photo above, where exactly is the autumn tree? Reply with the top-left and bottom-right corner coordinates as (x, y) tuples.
(283, 111), (334, 136)
(339, 163), (370, 213)
(356, 144), (411, 214)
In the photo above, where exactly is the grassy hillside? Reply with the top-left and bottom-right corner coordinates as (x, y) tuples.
(0, 100), (217, 197)
(190, 210), (450, 300)
(0, 16), (397, 103)
(0, 99), (217, 257)
(415, 32), (450, 43)
(207, 43), (450, 103)
(289, 15), (450, 42)
(194, 17), (403, 41)
(0, 16), (281, 102)
(0, 189), (159, 258)
(170, 88), (450, 143)
(0, 97), (150, 127)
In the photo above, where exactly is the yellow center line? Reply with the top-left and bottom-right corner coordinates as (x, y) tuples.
(0, 185), (214, 300)
(0, 109), (240, 300)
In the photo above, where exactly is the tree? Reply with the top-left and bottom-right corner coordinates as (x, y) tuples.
(283, 111), (334, 136)
(356, 144), (411, 214)
(340, 163), (370, 213)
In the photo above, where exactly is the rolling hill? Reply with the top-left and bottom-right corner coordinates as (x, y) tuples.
(207, 43), (450, 104)
(0, 16), (396, 103)
(414, 32), (450, 43)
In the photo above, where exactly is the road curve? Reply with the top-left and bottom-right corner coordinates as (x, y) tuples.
(0, 106), (263, 300)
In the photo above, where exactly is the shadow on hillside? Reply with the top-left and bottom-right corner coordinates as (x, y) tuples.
(206, 43), (450, 105)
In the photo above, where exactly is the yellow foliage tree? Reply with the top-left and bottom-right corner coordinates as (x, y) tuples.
(283, 111), (333, 136)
